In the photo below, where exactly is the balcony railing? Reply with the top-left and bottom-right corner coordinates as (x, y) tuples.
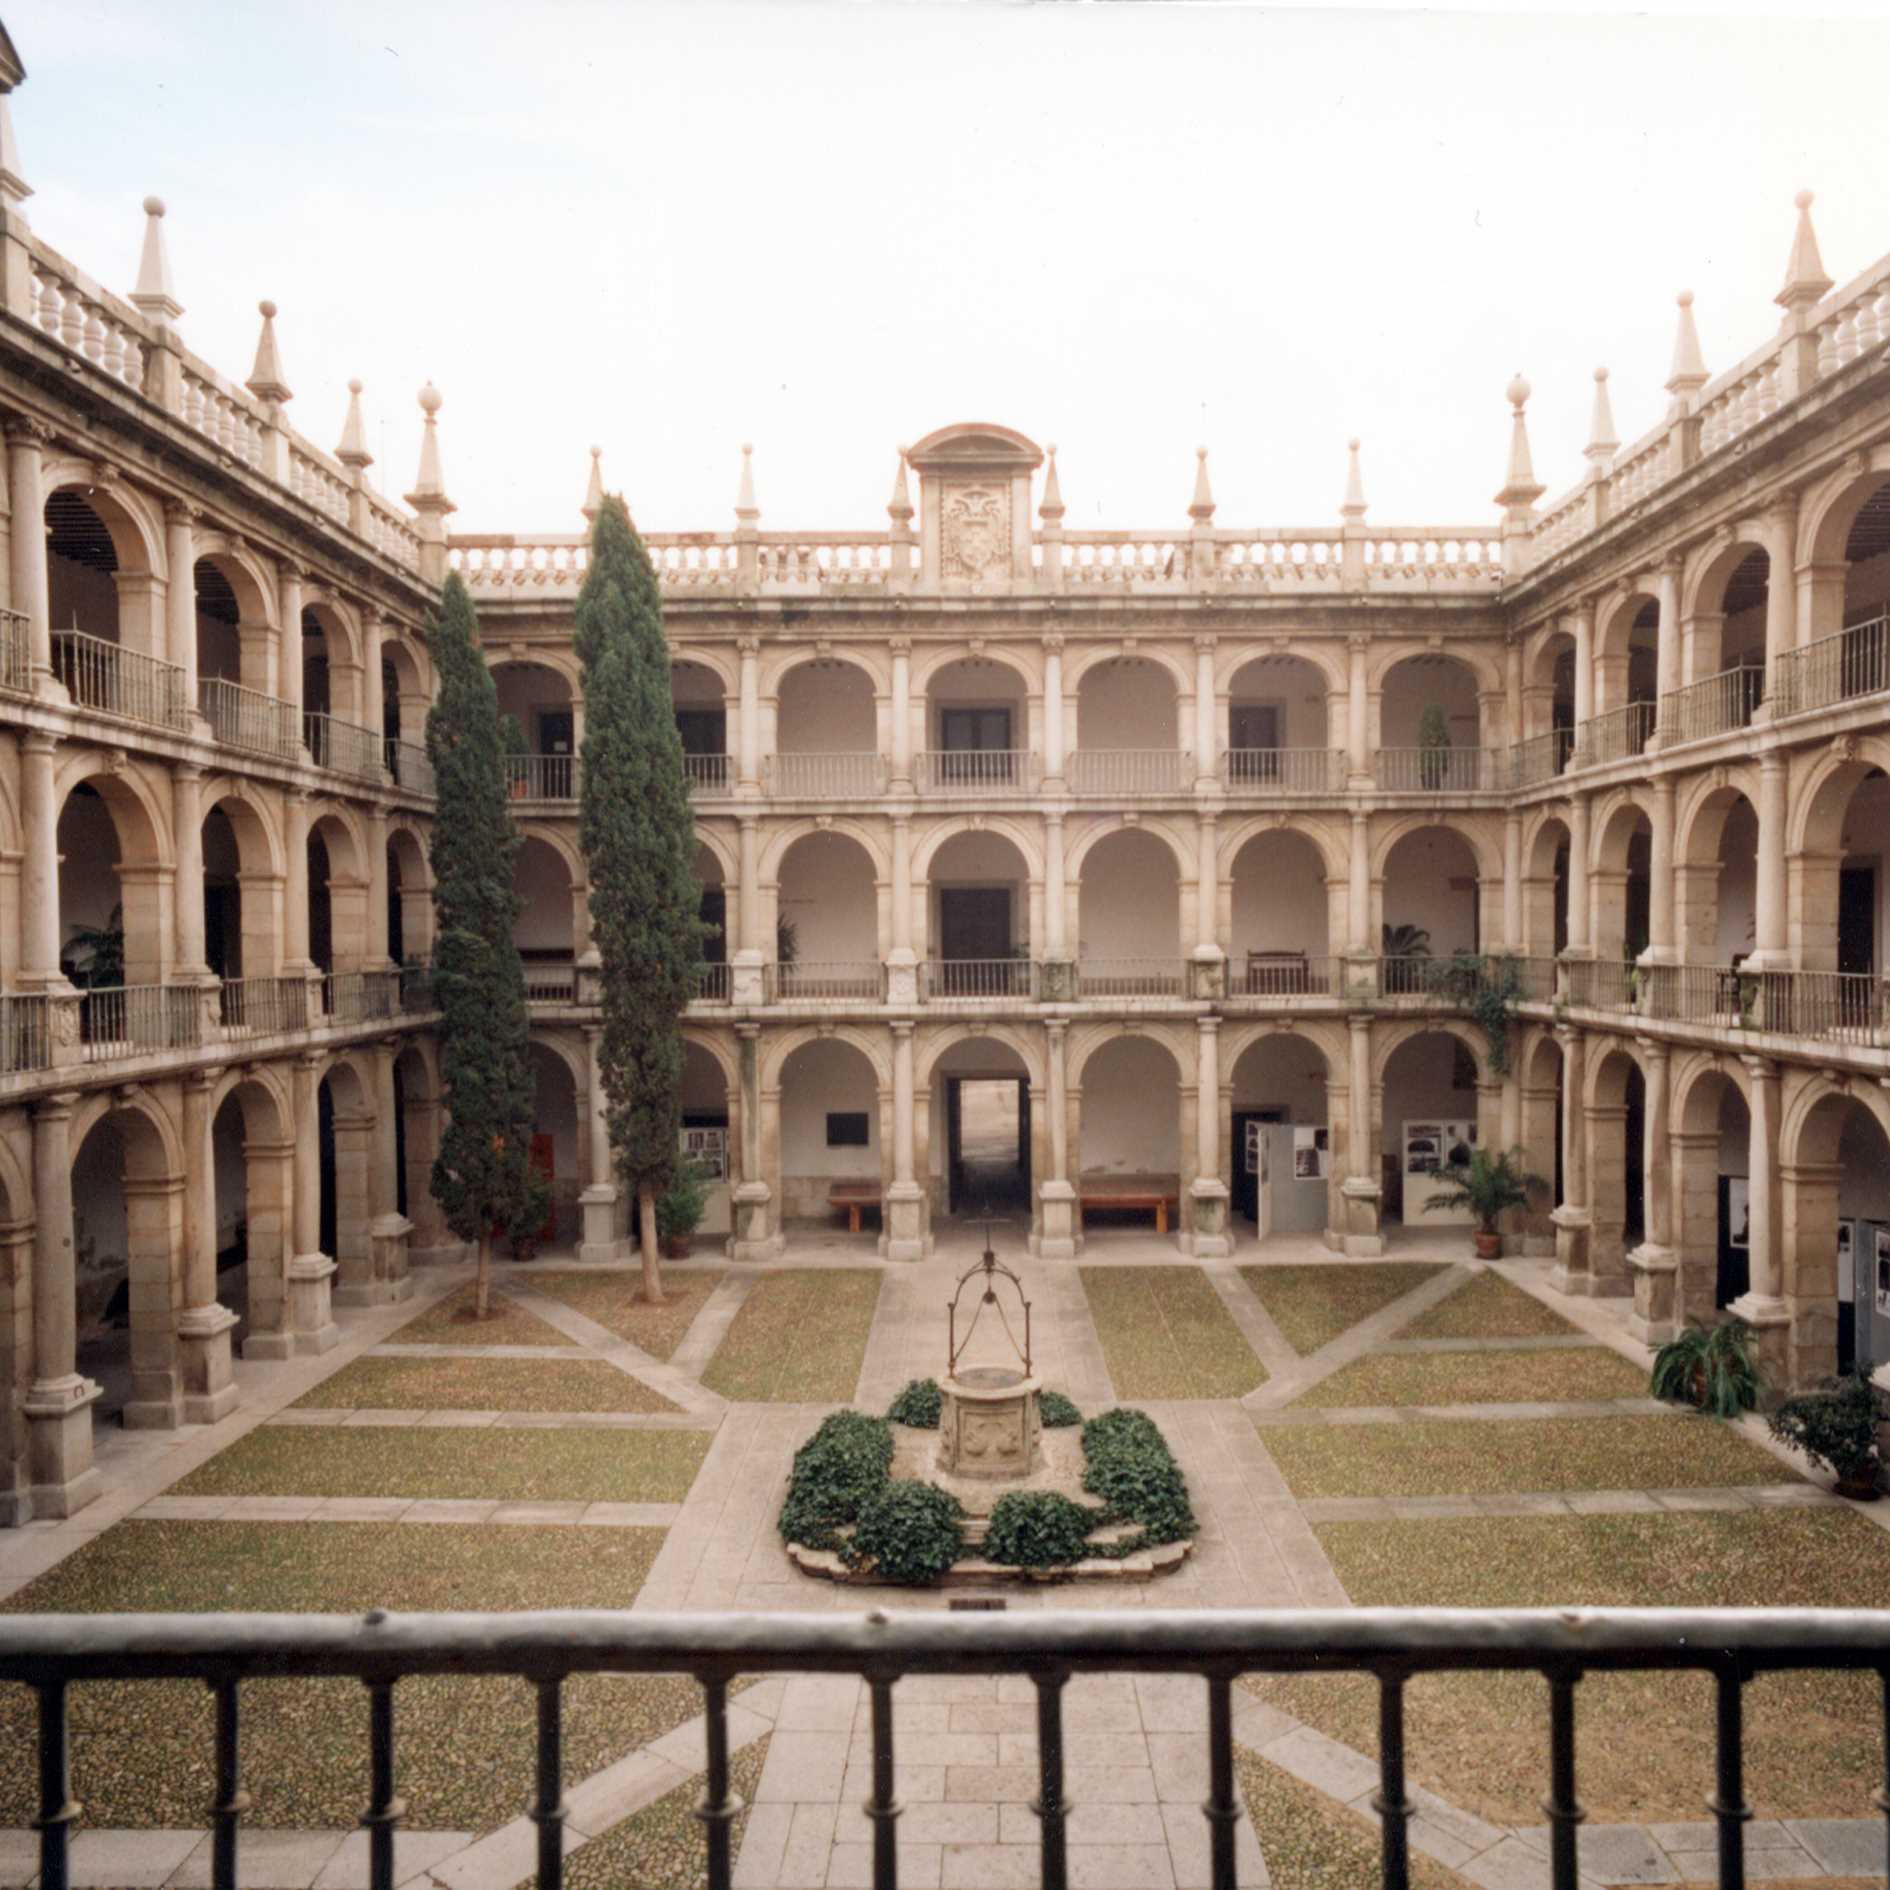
(1075, 956), (1185, 998)
(1563, 957), (1633, 1010)
(199, 676), (301, 761)
(1508, 727), (1575, 789)
(52, 630), (190, 731)
(0, 606), (31, 695)
(916, 749), (1039, 795)
(684, 753), (734, 795)
(507, 753), (580, 801)
(0, 993), (49, 1072)
(690, 961), (733, 1003)
(7, 1606), (1886, 1890)
(763, 752), (889, 798)
(763, 960), (885, 1003)
(398, 961), (435, 1011)
(79, 983), (202, 1061)
(388, 740), (435, 798)
(1373, 747), (1499, 793)
(321, 970), (401, 1024)
(1581, 699), (1656, 766)
(217, 976), (311, 1037)
(522, 963), (579, 1003)
(921, 957), (1042, 1001)
(1067, 748), (1192, 796)
(304, 712), (385, 783)
(1230, 953), (1337, 997)
(1777, 613), (1890, 719)
(1219, 748), (1345, 793)
(1661, 664), (1764, 747)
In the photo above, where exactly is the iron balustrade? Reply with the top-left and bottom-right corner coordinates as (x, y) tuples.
(916, 749), (1039, 794)
(684, 753), (734, 795)
(217, 976), (311, 1037)
(388, 741), (435, 798)
(1507, 956), (1560, 1002)
(1581, 699), (1657, 766)
(1661, 666), (1765, 747)
(522, 964), (579, 1003)
(78, 983), (201, 1060)
(303, 713), (385, 783)
(1508, 728), (1575, 789)
(1776, 614), (1890, 718)
(763, 752), (890, 798)
(1067, 748), (1193, 795)
(921, 957), (1042, 1001)
(1231, 953), (1336, 998)
(51, 630), (190, 731)
(507, 754), (579, 801)
(1075, 956), (1186, 998)
(690, 962), (734, 1003)
(3, 1606), (1888, 1890)
(0, 993), (49, 1072)
(198, 677), (301, 761)
(764, 961), (886, 1003)
(0, 606), (32, 694)
(1763, 970), (1889, 1046)
(397, 962), (434, 1012)
(1563, 959), (1633, 1011)
(1373, 748), (1499, 793)
(321, 971), (401, 1024)
(1219, 748), (1345, 793)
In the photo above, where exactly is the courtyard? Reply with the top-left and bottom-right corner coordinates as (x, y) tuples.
(2, 1236), (1885, 1890)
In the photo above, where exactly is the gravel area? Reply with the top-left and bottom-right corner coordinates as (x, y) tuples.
(1402, 1271), (1581, 1340)
(388, 1284), (578, 1347)
(0, 1521), (702, 1832)
(523, 1269), (728, 1361)
(1292, 1345), (1643, 1409)
(293, 1355), (680, 1415)
(173, 1426), (712, 1503)
(699, 1270), (883, 1402)
(565, 1734), (769, 1889)
(1263, 1413), (1796, 1498)
(1239, 1263), (1449, 1356)
(1080, 1266), (1267, 1399)
(1247, 1507), (1890, 1827)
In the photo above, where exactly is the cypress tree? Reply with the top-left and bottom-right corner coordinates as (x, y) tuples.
(577, 494), (704, 1304)
(425, 573), (544, 1317)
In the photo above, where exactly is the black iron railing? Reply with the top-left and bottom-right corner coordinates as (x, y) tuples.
(2, 1608), (1887, 1890)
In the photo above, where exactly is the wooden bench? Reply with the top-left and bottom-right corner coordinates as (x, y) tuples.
(828, 1185), (883, 1233)
(1080, 1186), (1181, 1234)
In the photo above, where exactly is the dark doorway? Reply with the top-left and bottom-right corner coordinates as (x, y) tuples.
(537, 707), (576, 756)
(940, 887), (1011, 961)
(674, 708), (724, 757)
(938, 707), (1013, 785)
(1231, 1107), (1286, 1225)
(1715, 1174), (1751, 1309)
(318, 1081), (337, 1260)
(1228, 705), (1281, 783)
(1624, 1064), (1645, 1245)
(1839, 866), (1876, 976)
(948, 1077), (1029, 1215)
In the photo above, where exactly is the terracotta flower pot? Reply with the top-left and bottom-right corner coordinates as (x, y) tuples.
(663, 1233), (693, 1260)
(1473, 1230), (1503, 1260)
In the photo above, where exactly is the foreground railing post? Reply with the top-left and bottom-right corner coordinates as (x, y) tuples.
(1876, 1670), (1890, 1887)
(1032, 1667), (1070, 1890)
(1374, 1671), (1412, 1890)
(34, 1679), (78, 1890)
(1544, 1667), (1584, 1890)
(362, 1676), (404, 1890)
(867, 1670), (902, 1890)
(1710, 1663), (1749, 1890)
(698, 1671), (738, 1890)
(533, 1677), (566, 1890)
(211, 1676), (248, 1890)
(1204, 1669), (1241, 1890)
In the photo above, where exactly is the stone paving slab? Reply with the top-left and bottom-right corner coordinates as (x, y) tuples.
(1295, 1486), (1822, 1523)
(134, 1494), (685, 1528)
(1251, 1398), (1668, 1427)
(277, 1407), (720, 1430)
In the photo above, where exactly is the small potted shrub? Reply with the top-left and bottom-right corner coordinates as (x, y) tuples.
(1650, 1317), (1762, 1417)
(1769, 1365), (1890, 1500)
(1421, 1145), (1545, 1259)
(655, 1157), (711, 1259)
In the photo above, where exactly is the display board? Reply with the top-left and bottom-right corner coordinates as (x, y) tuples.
(1403, 1119), (1478, 1225)
(1252, 1123), (1327, 1239)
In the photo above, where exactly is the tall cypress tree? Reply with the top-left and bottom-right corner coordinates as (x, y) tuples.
(425, 573), (543, 1317)
(577, 495), (703, 1304)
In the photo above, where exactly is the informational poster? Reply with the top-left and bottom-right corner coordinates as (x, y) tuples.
(682, 1125), (729, 1180)
(1404, 1121), (1474, 1224)
(1837, 1220), (1855, 1305)
(1876, 1225), (1890, 1319)
(1404, 1123), (1443, 1177)
(1727, 1178), (1750, 1251)
(1246, 1118), (1262, 1176)
(1293, 1126), (1329, 1180)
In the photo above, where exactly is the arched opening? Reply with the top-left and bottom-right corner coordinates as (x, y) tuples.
(1791, 764), (1887, 985)
(58, 783), (131, 993)
(1518, 1033), (1564, 1249)
(1381, 826), (1480, 985)
(1071, 655), (1183, 795)
(1224, 653), (1332, 788)
(1229, 829), (1331, 993)
(1591, 803), (1653, 966)
(1591, 596), (1659, 758)
(1520, 630), (1576, 777)
(211, 1080), (294, 1351)
(1382, 1030), (1482, 1231)
(928, 830), (1031, 996)
(307, 814), (367, 980)
(300, 603), (356, 725)
(203, 804), (243, 981)
(680, 1040), (734, 1247)
(72, 1103), (182, 1428)
(924, 656), (1026, 790)
(1378, 654), (1482, 791)
(493, 661), (577, 798)
(1678, 789), (1759, 977)
(1078, 1035), (1181, 1240)
(528, 1041), (579, 1251)
(393, 1045), (444, 1257)
(1785, 1093), (1890, 1387)
(1523, 818), (1571, 958)
(1794, 477), (1890, 712)
(58, 774), (169, 1036)
(928, 1036), (1031, 1221)
(772, 658), (881, 796)
(387, 828), (430, 966)
(1588, 1048), (1646, 1291)
(672, 660), (729, 791)
(693, 844), (728, 997)
(1078, 828), (1181, 996)
(192, 554), (271, 696)
(47, 489), (124, 646)
(1677, 548), (1768, 739)
(1229, 1033), (1332, 1239)
(773, 831), (879, 998)
(318, 1062), (375, 1297)
(1674, 1069), (1752, 1326)
(779, 1038), (881, 1238)
(513, 836), (577, 997)
(46, 485), (163, 681)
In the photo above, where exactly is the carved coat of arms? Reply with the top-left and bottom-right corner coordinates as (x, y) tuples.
(942, 484), (1009, 580)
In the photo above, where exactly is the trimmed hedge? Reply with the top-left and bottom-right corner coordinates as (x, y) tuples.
(777, 1410), (894, 1551)
(887, 1378), (944, 1428)
(1039, 1390), (1083, 1428)
(1081, 1407), (1197, 1549)
(983, 1490), (1096, 1568)
(851, 1479), (965, 1584)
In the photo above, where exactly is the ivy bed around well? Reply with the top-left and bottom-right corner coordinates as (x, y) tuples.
(778, 1393), (1196, 1585)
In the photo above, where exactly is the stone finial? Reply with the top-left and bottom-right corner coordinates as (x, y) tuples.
(245, 299), (291, 406)
(1340, 438), (1367, 520)
(581, 445), (604, 521)
(1189, 446), (1215, 522)
(336, 378), (372, 470)
(404, 382), (454, 516)
(1039, 443), (1065, 522)
(1776, 189), (1833, 314)
(1585, 367), (1618, 466)
(734, 442), (759, 525)
(887, 447), (914, 525)
(129, 194), (182, 323)
(1494, 374), (1545, 509)
(0, 97), (30, 209)
(1666, 291), (1708, 399)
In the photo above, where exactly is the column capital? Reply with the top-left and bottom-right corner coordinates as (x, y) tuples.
(174, 759), (205, 785)
(1739, 1053), (1778, 1083)
(1041, 632), (1065, 654)
(33, 1089), (81, 1122)
(1193, 632), (1217, 654)
(1569, 600), (1595, 632)
(22, 729), (57, 758)
(1555, 1022), (1584, 1051)
(1046, 1016), (1067, 1041)
(582, 1023), (603, 1048)
(889, 634), (912, 657)
(1348, 1012), (1372, 1038)
(163, 496), (203, 530)
(1651, 773), (1675, 805)
(891, 1019), (914, 1041)
(182, 1066), (217, 1096)
(295, 1048), (324, 1073)
(4, 414), (54, 450)
(1196, 1014), (1220, 1037)
(737, 635), (761, 658)
(1632, 1035), (1670, 1067)
(1660, 547), (1685, 577)
(735, 1021), (760, 1043)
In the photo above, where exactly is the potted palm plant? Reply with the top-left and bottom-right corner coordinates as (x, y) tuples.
(1650, 1317), (1763, 1417)
(655, 1156), (712, 1259)
(1381, 922), (1431, 996)
(1421, 1144), (1545, 1259)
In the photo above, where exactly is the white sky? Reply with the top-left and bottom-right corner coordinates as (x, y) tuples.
(12, 2), (1890, 537)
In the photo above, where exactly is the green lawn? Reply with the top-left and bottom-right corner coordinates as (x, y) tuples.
(174, 1425), (712, 1503)
(1239, 1262), (1450, 1355)
(566, 1734), (769, 1890)
(699, 1269), (882, 1401)
(1238, 1749), (1471, 1890)
(389, 1284), (576, 1347)
(1081, 1267), (1266, 1399)
(296, 1354), (680, 1414)
(1292, 1344), (1644, 1409)
(0, 1521), (700, 1831)
(522, 1268), (727, 1361)
(1263, 1412), (1802, 1498)
(1401, 1270), (1580, 1340)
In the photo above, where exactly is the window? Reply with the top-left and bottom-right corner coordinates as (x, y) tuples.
(826, 1111), (869, 1148)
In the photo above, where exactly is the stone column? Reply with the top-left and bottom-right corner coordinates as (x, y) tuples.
(885, 1021), (927, 1260)
(287, 1054), (339, 1353)
(1189, 1017), (1231, 1256)
(736, 637), (761, 792)
(730, 1023), (777, 1259)
(1346, 634), (1370, 785)
(1747, 753), (1789, 972)
(164, 500), (197, 698)
(1550, 1026), (1593, 1293)
(177, 1070), (239, 1422)
(1652, 555), (1682, 744)
(1502, 810), (1523, 953)
(25, 1092), (100, 1518)
(732, 815), (764, 1004)
(1571, 605), (1595, 742)
(171, 763), (211, 982)
(1193, 635), (1218, 784)
(1043, 813), (1068, 972)
(1346, 811), (1374, 993)
(365, 804), (392, 971)
(886, 814), (916, 1003)
(1565, 792), (1591, 959)
(579, 1023), (620, 1260)
(367, 1038), (414, 1298)
(1042, 636), (1066, 787)
(1190, 809), (1223, 998)
(1644, 776), (1676, 965)
(1625, 1039), (1678, 1345)
(19, 731), (65, 988)
(1729, 1055), (1790, 1384)
(278, 564), (305, 717)
(6, 420), (51, 687)
(1761, 501), (1798, 696)
(1036, 1018), (1077, 1258)
(284, 791), (313, 975)
(889, 637), (912, 789)
(1341, 1013), (1383, 1254)
(362, 612), (387, 771)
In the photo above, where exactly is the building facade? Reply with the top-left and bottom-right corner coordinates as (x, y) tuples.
(0, 33), (1888, 1524)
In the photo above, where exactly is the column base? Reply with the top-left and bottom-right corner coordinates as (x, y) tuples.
(1340, 1176), (1383, 1256)
(123, 1388), (183, 1431)
(242, 1329), (296, 1362)
(1030, 1180), (1079, 1259)
(25, 1374), (102, 1520)
(1726, 1291), (1792, 1397)
(1625, 1243), (1680, 1347)
(288, 1252), (340, 1355)
(369, 1212), (413, 1303)
(1550, 1205), (1593, 1295)
(409, 1239), (473, 1268)
(729, 1181), (781, 1262)
(579, 1184), (623, 1262)
(881, 1181), (931, 1262)
(178, 1302), (241, 1425)
(1180, 1178), (1231, 1257)
(1187, 953), (1226, 1002)
(884, 953), (919, 1007)
(730, 955), (766, 1006)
